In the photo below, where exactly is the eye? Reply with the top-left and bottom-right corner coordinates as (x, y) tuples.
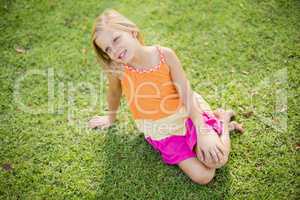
(105, 47), (111, 53)
(113, 36), (120, 43)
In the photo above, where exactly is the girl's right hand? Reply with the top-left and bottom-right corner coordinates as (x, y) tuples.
(88, 115), (114, 129)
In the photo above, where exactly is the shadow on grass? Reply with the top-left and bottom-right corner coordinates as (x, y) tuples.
(95, 124), (231, 199)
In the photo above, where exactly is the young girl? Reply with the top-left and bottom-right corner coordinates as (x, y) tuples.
(88, 9), (244, 185)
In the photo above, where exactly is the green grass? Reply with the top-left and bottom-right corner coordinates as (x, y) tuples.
(0, 0), (299, 199)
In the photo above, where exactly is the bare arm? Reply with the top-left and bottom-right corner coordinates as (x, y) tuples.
(162, 47), (211, 130)
(106, 73), (122, 122)
(162, 47), (224, 162)
(88, 73), (122, 129)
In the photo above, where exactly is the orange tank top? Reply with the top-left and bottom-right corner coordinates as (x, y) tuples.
(120, 45), (184, 120)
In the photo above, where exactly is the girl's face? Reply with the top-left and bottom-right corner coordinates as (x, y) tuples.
(95, 28), (139, 64)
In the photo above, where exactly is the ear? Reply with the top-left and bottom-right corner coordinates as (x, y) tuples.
(131, 31), (137, 38)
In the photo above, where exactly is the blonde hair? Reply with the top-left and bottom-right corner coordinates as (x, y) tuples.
(91, 9), (144, 73)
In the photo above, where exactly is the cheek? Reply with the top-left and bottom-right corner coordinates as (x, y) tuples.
(121, 38), (131, 47)
(122, 34), (135, 44)
(105, 51), (116, 61)
(124, 38), (138, 50)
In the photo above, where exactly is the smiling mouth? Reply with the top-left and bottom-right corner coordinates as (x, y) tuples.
(118, 49), (127, 60)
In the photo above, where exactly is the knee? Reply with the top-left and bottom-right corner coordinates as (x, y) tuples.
(215, 154), (229, 168)
(196, 148), (230, 169)
(191, 169), (215, 185)
(204, 154), (229, 169)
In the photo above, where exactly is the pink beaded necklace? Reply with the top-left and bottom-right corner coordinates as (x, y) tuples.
(123, 46), (166, 74)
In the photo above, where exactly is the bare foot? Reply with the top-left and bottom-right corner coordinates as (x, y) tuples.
(229, 121), (245, 134)
(213, 109), (235, 123)
(213, 109), (244, 133)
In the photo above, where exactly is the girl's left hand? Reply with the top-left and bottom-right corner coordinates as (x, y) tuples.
(196, 129), (225, 163)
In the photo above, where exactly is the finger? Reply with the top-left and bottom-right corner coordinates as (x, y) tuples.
(92, 124), (100, 129)
(102, 124), (110, 129)
(204, 151), (211, 163)
(96, 125), (104, 130)
(196, 146), (204, 162)
(209, 150), (218, 163)
(101, 123), (111, 130)
(96, 121), (105, 127)
(88, 122), (96, 129)
(213, 149), (220, 162)
(92, 119), (102, 124)
(216, 143), (225, 155)
(93, 122), (105, 129)
(89, 121), (98, 128)
(200, 150), (205, 162)
(214, 146), (222, 162)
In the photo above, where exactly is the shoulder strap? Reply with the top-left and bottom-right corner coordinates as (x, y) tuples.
(156, 45), (166, 64)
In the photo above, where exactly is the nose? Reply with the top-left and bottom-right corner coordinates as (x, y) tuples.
(112, 47), (121, 59)
(112, 48), (118, 59)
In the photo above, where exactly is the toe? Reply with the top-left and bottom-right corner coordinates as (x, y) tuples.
(231, 121), (244, 134)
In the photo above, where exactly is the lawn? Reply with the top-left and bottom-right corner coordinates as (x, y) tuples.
(0, 0), (299, 199)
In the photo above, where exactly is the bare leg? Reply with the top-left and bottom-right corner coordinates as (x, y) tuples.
(213, 109), (244, 151)
(213, 109), (244, 133)
(177, 108), (244, 183)
(196, 109), (234, 169)
(177, 157), (215, 185)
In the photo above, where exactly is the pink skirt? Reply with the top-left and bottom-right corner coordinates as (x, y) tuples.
(145, 112), (223, 165)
